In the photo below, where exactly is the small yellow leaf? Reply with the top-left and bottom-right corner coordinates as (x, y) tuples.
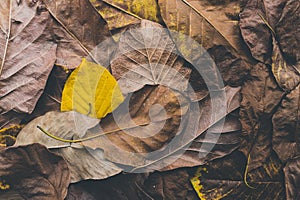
(61, 58), (124, 119)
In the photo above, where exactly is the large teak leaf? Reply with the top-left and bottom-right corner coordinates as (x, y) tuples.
(14, 111), (122, 183)
(110, 20), (191, 95)
(0, 0), (57, 115)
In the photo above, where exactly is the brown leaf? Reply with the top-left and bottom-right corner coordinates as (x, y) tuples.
(82, 85), (240, 172)
(158, 0), (252, 90)
(275, 0), (300, 64)
(271, 38), (299, 92)
(239, 63), (285, 171)
(0, 143), (70, 200)
(82, 85), (190, 168)
(90, 0), (162, 35)
(0, 0), (57, 116)
(272, 85), (300, 163)
(110, 20), (191, 95)
(239, 0), (283, 63)
(15, 111), (122, 183)
(191, 151), (285, 200)
(44, 0), (116, 68)
(284, 156), (300, 200)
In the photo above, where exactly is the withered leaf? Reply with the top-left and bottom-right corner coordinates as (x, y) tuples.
(82, 85), (190, 168)
(239, 63), (285, 171)
(164, 110), (241, 170)
(0, 143), (70, 200)
(15, 111), (122, 183)
(272, 85), (300, 163)
(90, 0), (162, 35)
(271, 38), (299, 92)
(44, 0), (115, 68)
(110, 20), (191, 95)
(0, 0), (57, 116)
(239, 0), (282, 63)
(191, 151), (285, 200)
(158, 0), (252, 88)
(275, 0), (300, 64)
(81, 85), (240, 172)
(284, 156), (300, 200)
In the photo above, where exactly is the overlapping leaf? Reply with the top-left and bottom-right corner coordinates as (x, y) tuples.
(14, 111), (122, 183)
(239, 63), (285, 171)
(0, 143), (70, 200)
(191, 151), (285, 200)
(110, 20), (191, 95)
(0, 0), (57, 117)
(90, 0), (162, 36)
(44, 0), (116, 68)
(81, 85), (240, 172)
(272, 85), (300, 163)
(158, 0), (252, 90)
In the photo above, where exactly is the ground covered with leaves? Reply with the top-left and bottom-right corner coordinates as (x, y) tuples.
(0, 0), (299, 199)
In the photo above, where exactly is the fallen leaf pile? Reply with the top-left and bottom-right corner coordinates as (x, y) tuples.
(0, 0), (299, 199)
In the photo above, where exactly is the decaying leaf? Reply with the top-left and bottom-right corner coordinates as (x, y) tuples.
(81, 85), (190, 168)
(110, 20), (191, 95)
(239, 63), (285, 171)
(61, 58), (124, 119)
(239, 0), (300, 91)
(284, 156), (300, 200)
(14, 111), (122, 183)
(191, 151), (285, 200)
(164, 110), (241, 170)
(0, 143), (70, 200)
(81, 85), (240, 172)
(0, 0), (57, 117)
(275, 0), (300, 65)
(44, 0), (116, 68)
(272, 85), (300, 163)
(90, 0), (162, 35)
(158, 0), (252, 88)
(271, 38), (299, 92)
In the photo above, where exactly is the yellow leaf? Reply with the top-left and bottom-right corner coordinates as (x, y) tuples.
(61, 58), (124, 119)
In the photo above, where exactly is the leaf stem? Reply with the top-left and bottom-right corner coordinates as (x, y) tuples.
(36, 122), (149, 143)
(243, 153), (256, 189)
(0, 0), (13, 76)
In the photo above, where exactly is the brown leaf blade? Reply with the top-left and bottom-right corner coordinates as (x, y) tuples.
(44, 0), (115, 68)
(0, 143), (70, 200)
(0, 0), (57, 116)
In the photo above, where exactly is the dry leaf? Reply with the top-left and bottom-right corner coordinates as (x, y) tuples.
(272, 85), (300, 163)
(14, 111), (121, 183)
(81, 85), (240, 172)
(110, 20), (191, 95)
(284, 156), (300, 200)
(90, 0), (162, 34)
(191, 151), (285, 200)
(0, 143), (70, 200)
(158, 0), (252, 89)
(0, 0), (56, 116)
(44, 0), (116, 68)
(239, 63), (285, 171)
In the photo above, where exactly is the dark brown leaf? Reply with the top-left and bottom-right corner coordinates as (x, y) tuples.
(272, 85), (300, 163)
(239, 63), (285, 171)
(0, 143), (70, 200)
(191, 151), (285, 200)
(158, 0), (252, 91)
(284, 156), (300, 200)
